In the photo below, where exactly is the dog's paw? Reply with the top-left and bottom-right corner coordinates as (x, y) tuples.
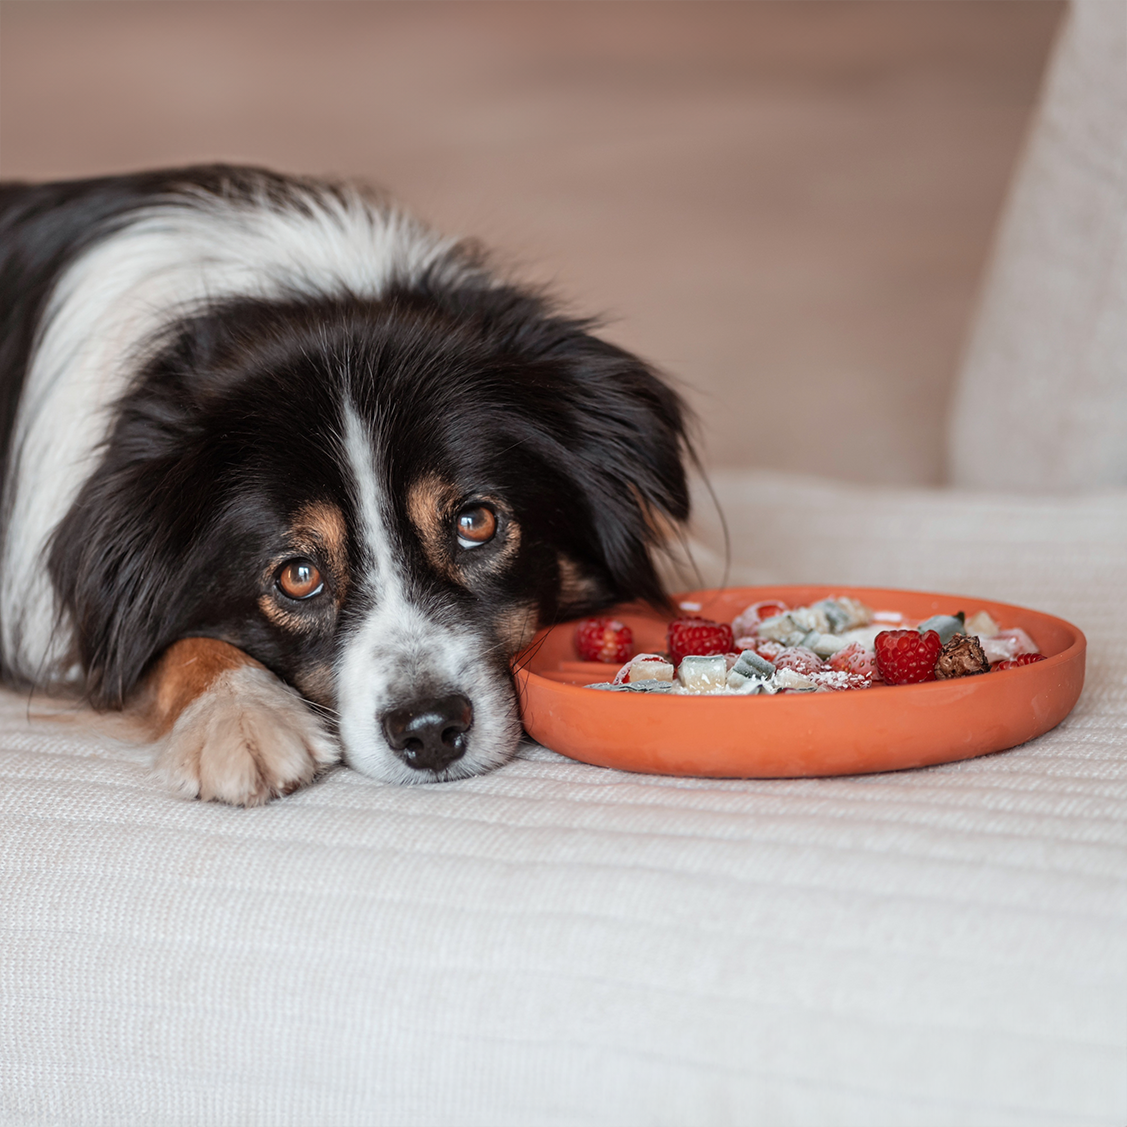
(155, 664), (339, 806)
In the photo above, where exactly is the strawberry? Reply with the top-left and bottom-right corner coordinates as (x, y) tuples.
(828, 641), (880, 680)
(753, 639), (785, 662)
(575, 617), (634, 663)
(873, 629), (943, 685)
(772, 646), (827, 677)
(731, 600), (790, 638)
(992, 653), (1045, 672)
(810, 669), (872, 692)
(667, 616), (735, 665)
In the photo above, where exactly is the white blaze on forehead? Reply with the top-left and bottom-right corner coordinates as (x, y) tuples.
(335, 406), (520, 783)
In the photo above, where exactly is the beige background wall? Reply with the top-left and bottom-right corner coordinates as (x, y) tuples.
(0, 0), (1062, 485)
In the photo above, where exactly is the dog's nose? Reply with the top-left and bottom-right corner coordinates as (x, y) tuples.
(381, 693), (473, 773)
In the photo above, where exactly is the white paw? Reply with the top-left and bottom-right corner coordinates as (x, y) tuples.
(155, 664), (339, 806)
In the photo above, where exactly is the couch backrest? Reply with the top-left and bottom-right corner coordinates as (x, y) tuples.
(948, 0), (1127, 491)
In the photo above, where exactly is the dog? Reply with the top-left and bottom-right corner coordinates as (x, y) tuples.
(0, 165), (691, 804)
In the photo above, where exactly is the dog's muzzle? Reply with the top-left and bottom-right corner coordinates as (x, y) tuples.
(380, 693), (473, 773)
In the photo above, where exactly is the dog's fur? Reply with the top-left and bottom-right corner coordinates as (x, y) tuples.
(0, 165), (690, 804)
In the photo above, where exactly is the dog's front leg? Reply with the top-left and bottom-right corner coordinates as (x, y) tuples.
(143, 638), (338, 806)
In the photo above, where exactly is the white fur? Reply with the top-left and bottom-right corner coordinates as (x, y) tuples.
(155, 663), (339, 806)
(334, 407), (521, 783)
(0, 179), (467, 682)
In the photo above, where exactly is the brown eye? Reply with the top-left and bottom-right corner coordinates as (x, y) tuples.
(456, 505), (497, 548)
(277, 559), (323, 599)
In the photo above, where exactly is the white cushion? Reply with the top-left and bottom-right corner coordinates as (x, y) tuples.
(948, 0), (1127, 490)
(3, 470), (1126, 1126)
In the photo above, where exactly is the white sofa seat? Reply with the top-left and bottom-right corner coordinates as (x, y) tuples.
(2, 475), (1125, 1127)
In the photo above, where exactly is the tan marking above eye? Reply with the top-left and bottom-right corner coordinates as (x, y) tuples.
(277, 559), (323, 599)
(456, 505), (497, 547)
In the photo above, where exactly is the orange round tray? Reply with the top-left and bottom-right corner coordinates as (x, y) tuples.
(514, 586), (1086, 777)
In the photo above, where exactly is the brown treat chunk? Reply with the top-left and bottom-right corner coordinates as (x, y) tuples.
(934, 633), (990, 679)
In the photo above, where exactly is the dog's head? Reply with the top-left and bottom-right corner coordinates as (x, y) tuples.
(49, 275), (691, 781)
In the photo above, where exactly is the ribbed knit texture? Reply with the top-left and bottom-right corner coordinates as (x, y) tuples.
(3, 474), (1125, 1127)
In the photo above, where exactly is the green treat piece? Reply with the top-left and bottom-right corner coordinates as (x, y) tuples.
(815, 599), (850, 635)
(918, 614), (966, 645)
(733, 650), (776, 678)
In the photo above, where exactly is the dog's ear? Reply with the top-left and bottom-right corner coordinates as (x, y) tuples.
(47, 471), (204, 709)
(550, 332), (693, 613)
(486, 309), (693, 618)
(394, 275), (696, 616)
(44, 365), (225, 708)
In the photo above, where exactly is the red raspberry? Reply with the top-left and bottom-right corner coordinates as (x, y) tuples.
(772, 646), (827, 676)
(992, 653), (1046, 671)
(828, 642), (880, 680)
(667, 617), (735, 665)
(874, 629), (943, 685)
(575, 617), (634, 663)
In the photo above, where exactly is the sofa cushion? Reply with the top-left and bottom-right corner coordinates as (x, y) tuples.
(3, 471), (1125, 1126)
(948, 0), (1127, 491)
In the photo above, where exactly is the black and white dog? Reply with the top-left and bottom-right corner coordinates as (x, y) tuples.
(0, 166), (690, 804)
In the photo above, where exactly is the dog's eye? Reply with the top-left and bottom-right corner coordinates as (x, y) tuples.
(456, 505), (497, 549)
(277, 559), (324, 599)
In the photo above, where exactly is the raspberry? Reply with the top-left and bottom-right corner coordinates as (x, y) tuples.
(771, 646), (826, 677)
(666, 617), (735, 666)
(828, 641), (880, 680)
(992, 653), (1046, 671)
(873, 629), (943, 685)
(575, 617), (634, 663)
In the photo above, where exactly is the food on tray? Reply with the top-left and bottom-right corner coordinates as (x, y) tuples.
(667, 617), (734, 665)
(934, 634), (990, 680)
(873, 629), (943, 685)
(576, 594), (1044, 696)
(575, 616), (634, 663)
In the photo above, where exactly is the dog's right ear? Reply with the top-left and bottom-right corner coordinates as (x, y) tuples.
(44, 327), (229, 709)
(46, 446), (209, 710)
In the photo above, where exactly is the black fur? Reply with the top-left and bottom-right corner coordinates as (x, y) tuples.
(1, 165), (692, 782)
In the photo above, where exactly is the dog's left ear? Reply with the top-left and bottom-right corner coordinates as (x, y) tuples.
(529, 322), (694, 615)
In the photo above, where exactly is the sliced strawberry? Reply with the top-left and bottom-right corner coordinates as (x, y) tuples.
(575, 617), (634, 664)
(730, 600), (790, 638)
(828, 642), (881, 680)
(666, 616), (735, 665)
(810, 669), (872, 692)
(772, 646), (827, 677)
(992, 653), (1046, 671)
(873, 629), (943, 685)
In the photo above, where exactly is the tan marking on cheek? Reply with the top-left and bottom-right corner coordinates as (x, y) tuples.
(293, 661), (336, 708)
(407, 473), (460, 578)
(495, 601), (539, 654)
(257, 593), (325, 633)
(557, 554), (601, 605)
(488, 516), (520, 569)
(139, 637), (262, 739)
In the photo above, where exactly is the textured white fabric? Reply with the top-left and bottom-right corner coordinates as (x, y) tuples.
(3, 472), (1126, 1127)
(948, 0), (1127, 491)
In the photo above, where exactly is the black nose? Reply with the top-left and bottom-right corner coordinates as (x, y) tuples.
(381, 693), (473, 773)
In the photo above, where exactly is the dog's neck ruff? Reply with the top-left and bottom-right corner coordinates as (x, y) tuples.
(0, 180), (466, 682)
